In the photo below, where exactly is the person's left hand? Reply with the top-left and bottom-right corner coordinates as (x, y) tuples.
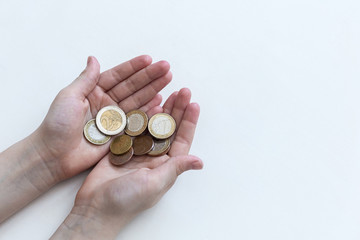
(33, 55), (172, 182)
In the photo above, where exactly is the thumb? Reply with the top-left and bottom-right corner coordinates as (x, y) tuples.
(69, 56), (100, 97)
(150, 155), (203, 192)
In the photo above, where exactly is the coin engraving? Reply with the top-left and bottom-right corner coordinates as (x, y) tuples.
(88, 123), (106, 141)
(125, 110), (148, 136)
(100, 110), (122, 131)
(96, 106), (126, 136)
(127, 113), (144, 132)
(148, 113), (176, 139)
(151, 116), (172, 135)
(83, 119), (111, 145)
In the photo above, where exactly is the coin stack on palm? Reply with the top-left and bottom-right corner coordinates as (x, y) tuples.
(83, 105), (176, 166)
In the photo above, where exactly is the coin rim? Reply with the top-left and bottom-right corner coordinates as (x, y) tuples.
(96, 105), (127, 136)
(83, 119), (111, 145)
(148, 138), (171, 156)
(148, 113), (176, 139)
(110, 135), (133, 155)
(124, 110), (148, 136)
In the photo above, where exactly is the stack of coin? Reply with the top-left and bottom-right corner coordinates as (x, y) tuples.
(84, 106), (176, 166)
(147, 113), (175, 156)
(83, 105), (127, 145)
(109, 135), (134, 165)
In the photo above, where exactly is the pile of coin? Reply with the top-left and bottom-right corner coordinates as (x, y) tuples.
(83, 105), (176, 166)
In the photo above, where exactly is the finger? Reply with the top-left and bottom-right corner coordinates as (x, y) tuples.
(98, 55), (152, 91)
(138, 94), (162, 113)
(169, 103), (200, 156)
(149, 155), (203, 193)
(163, 91), (178, 114)
(170, 88), (191, 127)
(68, 56), (100, 98)
(107, 61), (170, 102)
(146, 106), (163, 118)
(118, 71), (172, 113)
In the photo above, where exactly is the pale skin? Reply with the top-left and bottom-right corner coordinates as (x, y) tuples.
(0, 55), (203, 239)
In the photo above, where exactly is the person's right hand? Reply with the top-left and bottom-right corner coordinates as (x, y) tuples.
(33, 55), (172, 183)
(51, 88), (203, 239)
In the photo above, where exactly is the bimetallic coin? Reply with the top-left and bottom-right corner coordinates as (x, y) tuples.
(148, 113), (176, 139)
(96, 106), (126, 135)
(83, 119), (111, 145)
(125, 110), (148, 136)
(110, 135), (133, 155)
(109, 147), (134, 166)
(148, 138), (171, 156)
(133, 135), (154, 155)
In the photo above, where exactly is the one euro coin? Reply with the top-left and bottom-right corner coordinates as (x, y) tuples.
(148, 113), (176, 139)
(83, 119), (111, 145)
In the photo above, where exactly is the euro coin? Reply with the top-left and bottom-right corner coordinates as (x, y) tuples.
(125, 110), (148, 136)
(133, 135), (154, 155)
(148, 138), (171, 156)
(148, 113), (176, 139)
(83, 119), (111, 145)
(109, 147), (134, 166)
(96, 105), (126, 136)
(110, 135), (132, 155)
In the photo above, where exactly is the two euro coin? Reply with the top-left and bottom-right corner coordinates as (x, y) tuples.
(96, 106), (126, 136)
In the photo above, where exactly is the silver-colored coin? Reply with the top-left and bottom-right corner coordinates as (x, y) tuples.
(84, 119), (111, 145)
(96, 105), (127, 136)
(148, 138), (171, 156)
(125, 110), (148, 136)
(148, 113), (176, 139)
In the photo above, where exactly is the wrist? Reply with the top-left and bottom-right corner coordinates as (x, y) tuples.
(51, 205), (131, 240)
(29, 129), (66, 183)
(0, 132), (60, 222)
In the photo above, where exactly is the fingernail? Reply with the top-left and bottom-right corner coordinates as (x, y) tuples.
(191, 160), (203, 170)
(87, 56), (92, 65)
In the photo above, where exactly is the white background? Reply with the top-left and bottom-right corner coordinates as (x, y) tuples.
(1, 0), (360, 239)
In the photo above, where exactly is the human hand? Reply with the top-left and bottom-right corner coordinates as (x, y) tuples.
(51, 88), (203, 239)
(34, 55), (172, 182)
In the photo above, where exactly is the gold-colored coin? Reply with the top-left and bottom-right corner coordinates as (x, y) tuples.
(125, 110), (148, 136)
(96, 106), (126, 135)
(101, 110), (122, 131)
(148, 113), (176, 139)
(110, 135), (133, 155)
(133, 135), (154, 155)
(109, 147), (134, 166)
(83, 119), (111, 145)
(148, 138), (171, 156)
